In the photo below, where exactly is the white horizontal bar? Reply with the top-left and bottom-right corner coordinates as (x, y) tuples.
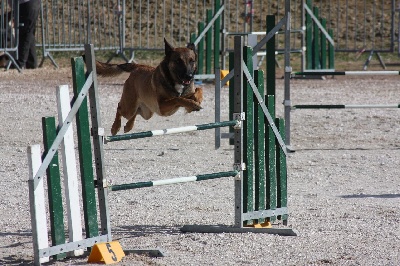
(153, 176), (197, 186)
(345, 71), (400, 75)
(194, 74), (215, 79)
(345, 104), (399, 108)
(151, 126), (198, 136)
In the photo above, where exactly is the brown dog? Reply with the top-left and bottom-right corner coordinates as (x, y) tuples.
(96, 39), (203, 135)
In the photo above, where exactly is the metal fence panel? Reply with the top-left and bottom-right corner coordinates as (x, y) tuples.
(0, 0), (18, 66)
(37, 0), (121, 54)
(35, 0), (397, 65)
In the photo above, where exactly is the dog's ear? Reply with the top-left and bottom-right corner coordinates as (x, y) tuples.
(187, 42), (197, 60)
(186, 42), (195, 52)
(164, 38), (174, 56)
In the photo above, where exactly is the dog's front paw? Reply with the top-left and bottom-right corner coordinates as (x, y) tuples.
(194, 87), (203, 104)
(181, 87), (203, 105)
(185, 100), (202, 113)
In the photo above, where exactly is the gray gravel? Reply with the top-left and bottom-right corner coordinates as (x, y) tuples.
(0, 67), (399, 265)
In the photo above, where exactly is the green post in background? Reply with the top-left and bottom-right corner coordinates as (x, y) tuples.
(266, 95), (276, 222)
(206, 9), (212, 74)
(276, 118), (288, 223)
(305, 0), (313, 69)
(328, 29), (335, 69)
(197, 22), (205, 75)
(243, 46), (254, 224)
(254, 70), (266, 224)
(313, 6), (320, 69)
(266, 15), (276, 98)
(214, 0), (221, 71)
(42, 116), (66, 260)
(71, 57), (99, 239)
(266, 15), (276, 222)
(320, 18), (327, 69)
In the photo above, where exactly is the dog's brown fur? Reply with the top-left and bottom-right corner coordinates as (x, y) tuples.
(96, 39), (203, 135)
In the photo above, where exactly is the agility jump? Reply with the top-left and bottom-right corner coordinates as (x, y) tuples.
(27, 37), (294, 265)
(290, 70), (400, 110)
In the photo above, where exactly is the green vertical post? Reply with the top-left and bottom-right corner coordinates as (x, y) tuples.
(266, 95), (276, 222)
(42, 116), (66, 260)
(206, 9), (213, 74)
(198, 22), (205, 75)
(313, 6), (320, 69)
(320, 18), (327, 69)
(305, 0), (313, 69)
(229, 52), (234, 145)
(71, 57), (99, 239)
(276, 118), (288, 222)
(328, 29), (335, 69)
(266, 15), (276, 97)
(190, 33), (197, 73)
(190, 33), (196, 44)
(266, 15), (277, 222)
(214, 0), (221, 71)
(243, 46), (254, 224)
(254, 70), (265, 224)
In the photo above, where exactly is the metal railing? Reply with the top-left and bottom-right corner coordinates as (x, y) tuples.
(13, 0), (399, 67)
(0, 0), (20, 70)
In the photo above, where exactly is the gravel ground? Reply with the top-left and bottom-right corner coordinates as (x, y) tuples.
(0, 66), (399, 265)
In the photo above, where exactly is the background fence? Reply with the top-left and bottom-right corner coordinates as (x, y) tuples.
(0, 0), (18, 67)
(1, 0), (400, 68)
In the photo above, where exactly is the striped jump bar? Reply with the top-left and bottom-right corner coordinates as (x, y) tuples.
(109, 170), (239, 192)
(292, 104), (400, 109)
(293, 70), (400, 76)
(105, 120), (238, 143)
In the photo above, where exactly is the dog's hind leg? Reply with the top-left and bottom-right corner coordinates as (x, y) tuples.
(137, 104), (154, 120)
(111, 103), (123, 136)
(124, 105), (154, 133)
(124, 114), (138, 133)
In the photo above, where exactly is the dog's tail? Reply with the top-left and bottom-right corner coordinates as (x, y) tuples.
(95, 61), (137, 77)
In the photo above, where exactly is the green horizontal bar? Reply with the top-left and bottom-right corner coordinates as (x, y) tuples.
(293, 105), (345, 109)
(110, 181), (153, 191)
(294, 71), (400, 76)
(293, 104), (400, 109)
(196, 170), (238, 181)
(196, 120), (238, 130)
(106, 131), (153, 142)
(294, 71), (345, 76)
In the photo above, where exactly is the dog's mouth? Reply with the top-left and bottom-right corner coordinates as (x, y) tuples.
(179, 74), (194, 86)
(181, 79), (192, 85)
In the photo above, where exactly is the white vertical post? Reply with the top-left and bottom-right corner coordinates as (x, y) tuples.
(28, 144), (50, 264)
(56, 85), (84, 256)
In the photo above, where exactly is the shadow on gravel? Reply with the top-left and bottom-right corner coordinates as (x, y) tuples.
(340, 193), (400, 199)
(0, 230), (31, 238)
(112, 225), (182, 237)
(0, 256), (33, 266)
